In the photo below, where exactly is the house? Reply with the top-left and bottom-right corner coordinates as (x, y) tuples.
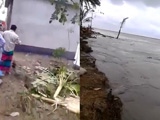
(0, 0), (8, 31)
(5, 0), (79, 60)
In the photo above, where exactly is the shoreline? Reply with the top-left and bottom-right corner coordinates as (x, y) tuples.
(80, 27), (123, 120)
(92, 27), (160, 40)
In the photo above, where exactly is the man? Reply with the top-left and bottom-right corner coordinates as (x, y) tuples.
(0, 31), (6, 78)
(0, 25), (21, 75)
(0, 23), (6, 48)
(0, 31), (5, 58)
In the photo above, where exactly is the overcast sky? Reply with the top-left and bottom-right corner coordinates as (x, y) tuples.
(91, 0), (160, 38)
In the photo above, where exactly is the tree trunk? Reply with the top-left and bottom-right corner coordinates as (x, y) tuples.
(116, 27), (122, 39)
(116, 17), (128, 39)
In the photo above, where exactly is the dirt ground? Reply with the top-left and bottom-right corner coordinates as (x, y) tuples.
(80, 27), (122, 120)
(0, 52), (79, 120)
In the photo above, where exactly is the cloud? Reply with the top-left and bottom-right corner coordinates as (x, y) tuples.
(91, 0), (160, 38)
(108, 0), (124, 5)
(109, 0), (160, 8)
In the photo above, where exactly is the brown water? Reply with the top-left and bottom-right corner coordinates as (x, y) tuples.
(88, 29), (160, 120)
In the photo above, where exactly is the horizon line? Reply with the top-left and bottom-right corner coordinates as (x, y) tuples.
(93, 27), (160, 40)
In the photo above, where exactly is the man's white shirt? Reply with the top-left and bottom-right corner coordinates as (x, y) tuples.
(2, 30), (21, 52)
(0, 32), (5, 47)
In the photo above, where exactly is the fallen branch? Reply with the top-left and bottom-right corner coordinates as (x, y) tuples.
(31, 94), (80, 114)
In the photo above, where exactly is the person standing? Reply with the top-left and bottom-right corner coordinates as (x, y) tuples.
(0, 25), (21, 75)
(0, 31), (6, 58)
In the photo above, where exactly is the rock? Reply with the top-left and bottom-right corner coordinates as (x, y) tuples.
(10, 112), (20, 117)
(49, 62), (53, 65)
(0, 79), (3, 85)
(78, 67), (87, 76)
(25, 53), (30, 57)
(34, 70), (40, 75)
(22, 66), (31, 71)
(73, 65), (80, 70)
(34, 66), (46, 73)
(102, 34), (106, 37)
(94, 88), (101, 91)
(35, 62), (41, 66)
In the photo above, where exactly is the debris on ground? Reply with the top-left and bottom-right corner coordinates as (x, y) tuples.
(0, 53), (79, 120)
(17, 60), (80, 114)
(10, 112), (20, 117)
(78, 67), (87, 76)
(0, 79), (3, 85)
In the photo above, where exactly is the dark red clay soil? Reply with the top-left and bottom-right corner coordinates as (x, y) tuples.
(80, 27), (123, 120)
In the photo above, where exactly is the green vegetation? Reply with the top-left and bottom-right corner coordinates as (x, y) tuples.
(53, 47), (66, 58)
(49, 0), (101, 25)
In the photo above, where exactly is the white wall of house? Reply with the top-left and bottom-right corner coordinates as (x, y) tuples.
(11, 0), (79, 53)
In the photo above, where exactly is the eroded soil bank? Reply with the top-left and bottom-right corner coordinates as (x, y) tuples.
(80, 27), (123, 120)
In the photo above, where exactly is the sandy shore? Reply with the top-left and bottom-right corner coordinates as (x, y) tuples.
(87, 29), (160, 120)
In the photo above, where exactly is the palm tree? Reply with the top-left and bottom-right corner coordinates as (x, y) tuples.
(80, 0), (101, 26)
(49, 0), (101, 25)
(0, 0), (4, 8)
(116, 17), (129, 39)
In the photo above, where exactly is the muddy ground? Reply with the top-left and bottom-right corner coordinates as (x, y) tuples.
(0, 52), (79, 120)
(80, 27), (122, 120)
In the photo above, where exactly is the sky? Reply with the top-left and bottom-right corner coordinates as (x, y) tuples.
(90, 0), (160, 38)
